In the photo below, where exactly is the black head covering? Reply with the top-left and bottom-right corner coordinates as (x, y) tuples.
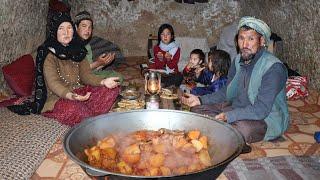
(8, 12), (87, 115)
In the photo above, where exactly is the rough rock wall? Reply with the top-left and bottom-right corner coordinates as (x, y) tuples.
(239, 0), (320, 90)
(0, 0), (48, 94)
(70, 0), (240, 56)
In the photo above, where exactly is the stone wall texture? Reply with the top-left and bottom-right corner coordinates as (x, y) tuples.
(70, 0), (240, 56)
(1, 0), (319, 92)
(239, 0), (320, 90)
(0, 0), (48, 94)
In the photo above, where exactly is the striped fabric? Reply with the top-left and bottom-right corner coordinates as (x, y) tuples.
(223, 156), (320, 180)
(89, 36), (125, 69)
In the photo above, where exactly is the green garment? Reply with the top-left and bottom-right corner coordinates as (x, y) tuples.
(226, 51), (289, 140)
(85, 44), (124, 83)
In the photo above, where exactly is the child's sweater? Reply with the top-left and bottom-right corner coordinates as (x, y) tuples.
(191, 69), (228, 96)
(148, 42), (180, 73)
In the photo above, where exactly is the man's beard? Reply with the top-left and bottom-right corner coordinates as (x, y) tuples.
(240, 52), (255, 61)
(240, 47), (260, 61)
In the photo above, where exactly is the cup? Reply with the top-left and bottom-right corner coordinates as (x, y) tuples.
(176, 89), (190, 111)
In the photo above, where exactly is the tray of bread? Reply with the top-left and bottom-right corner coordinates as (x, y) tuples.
(112, 99), (145, 112)
(120, 87), (140, 100)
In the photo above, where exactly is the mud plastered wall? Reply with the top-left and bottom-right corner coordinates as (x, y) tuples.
(239, 0), (320, 90)
(71, 0), (240, 56)
(0, 0), (48, 94)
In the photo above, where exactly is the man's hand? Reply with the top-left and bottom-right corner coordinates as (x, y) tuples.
(181, 93), (201, 107)
(215, 113), (227, 122)
(90, 52), (115, 70)
(101, 77), (120, 89)
(97, 52), (115, 66)
(66, 92), (91, 101)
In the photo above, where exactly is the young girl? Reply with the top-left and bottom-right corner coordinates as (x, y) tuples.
(190, 49), (231, 96)
(148, 23), (183, 87)
(182, 49), (206, 89)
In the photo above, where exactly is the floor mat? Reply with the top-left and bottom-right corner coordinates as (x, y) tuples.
(30, 57), (320, 179)
(0, 108), (69, 179)
(223, 155), (320, 180)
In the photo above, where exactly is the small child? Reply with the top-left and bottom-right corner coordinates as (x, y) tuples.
(191, 49), (231, 96)
(182, 49), (206, 89)
(148, 23), (183, 87)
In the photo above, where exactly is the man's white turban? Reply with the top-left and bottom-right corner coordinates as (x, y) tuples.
(238, 16), (271, 44)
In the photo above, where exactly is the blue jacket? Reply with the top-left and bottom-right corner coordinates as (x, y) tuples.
(191, 69), (228, 96)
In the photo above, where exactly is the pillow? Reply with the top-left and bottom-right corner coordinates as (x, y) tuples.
(2, 54), (35, 96)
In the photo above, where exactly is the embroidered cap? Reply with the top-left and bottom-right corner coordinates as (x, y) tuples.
(74, 11), (93, 26)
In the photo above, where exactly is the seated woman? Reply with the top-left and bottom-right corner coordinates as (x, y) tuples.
(8, 12), (120, 126)
(191, 49), (230, 96)
(148, 23), (183, 88)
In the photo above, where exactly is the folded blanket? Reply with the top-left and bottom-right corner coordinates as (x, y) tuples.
(90, 36), (126, 69)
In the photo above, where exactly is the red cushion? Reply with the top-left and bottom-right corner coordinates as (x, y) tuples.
(2, 54), (35, 96)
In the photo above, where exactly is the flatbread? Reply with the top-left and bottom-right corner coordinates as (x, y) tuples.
(116, 99), (145, 111)
(160, 94), (178, 100)
(160, 88), (178, 99)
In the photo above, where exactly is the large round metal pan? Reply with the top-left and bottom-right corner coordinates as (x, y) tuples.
(64, 109), (245, 179)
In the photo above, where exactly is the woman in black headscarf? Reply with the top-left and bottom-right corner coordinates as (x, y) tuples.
(8, 12), (120, 126)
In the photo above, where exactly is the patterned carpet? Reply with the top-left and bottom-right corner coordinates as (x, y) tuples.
(224, 156), (320, 180)
(2, 57), (319, 179)
(0, 108), (69, 179)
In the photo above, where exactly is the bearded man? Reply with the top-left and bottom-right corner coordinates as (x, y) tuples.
(182, 16), (289, 143)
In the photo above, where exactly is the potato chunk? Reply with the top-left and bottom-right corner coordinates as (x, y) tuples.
(173, 136), (187, 149)
(153, 143), (165, 154)
(160, 166), (171, 176)
(117, 161), (133, 174)
(85, 146), (101, 161)
(102, 148), (117, 160)
(149, 153), (165, 167)
(98, 137), (116, 149)
(188, 130), (200, 140)
(149, 167), (159, 176)
(122, 144), (141, 164)
(199, 150), (211, 167)
(199, 136), (208, 149)
(191, 139), (203, 152)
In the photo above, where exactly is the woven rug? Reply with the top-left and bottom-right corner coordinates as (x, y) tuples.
(0, 108), (69, 179)
(223, 155), (320, 180)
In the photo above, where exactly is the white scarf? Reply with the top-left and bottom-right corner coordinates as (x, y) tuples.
(159, 41), (179, 56)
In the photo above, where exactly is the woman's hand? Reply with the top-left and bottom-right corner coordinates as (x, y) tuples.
(181, 93), (201, 107)
(66, 92), (91, 101)
(101, 77), (120, 89)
